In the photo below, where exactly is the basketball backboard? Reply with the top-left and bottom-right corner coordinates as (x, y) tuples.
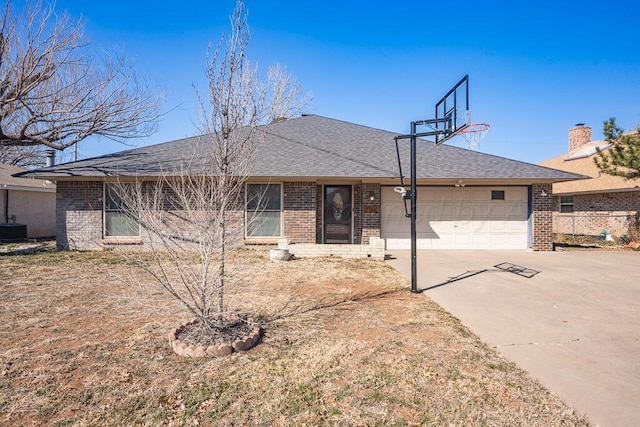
(433, 74), (470, 144)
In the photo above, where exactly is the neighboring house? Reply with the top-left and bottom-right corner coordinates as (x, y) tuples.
(1, 163), (56, 241)
(539, 124), (640, 238)
(16, 115), (583, 254)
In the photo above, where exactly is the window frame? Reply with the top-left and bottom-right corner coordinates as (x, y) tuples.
(103, 183), (140, 238)
(491, 190), (505, 200)
(245, 182), (283, 239)
(560, 195), (574, 213)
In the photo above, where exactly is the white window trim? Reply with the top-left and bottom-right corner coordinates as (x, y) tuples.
(245, 182), (283, 239)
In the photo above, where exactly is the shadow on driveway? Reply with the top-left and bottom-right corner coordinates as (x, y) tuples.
(418, 262), (540, 292)
(386, 249), (640, 427)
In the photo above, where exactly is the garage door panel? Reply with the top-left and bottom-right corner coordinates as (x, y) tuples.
(486, 204), (509, 217)
(423, 190), (447, 202)
(381, 186), (529, 250)
(381, 203), (406, 232)
(429, 219), (452, 229)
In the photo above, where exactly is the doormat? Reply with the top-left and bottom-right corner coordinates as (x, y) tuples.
(494, 262), (540, 278)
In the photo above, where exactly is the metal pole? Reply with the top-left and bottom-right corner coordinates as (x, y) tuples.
(410, 121), (418, 293)
(394, 121), (449, 294)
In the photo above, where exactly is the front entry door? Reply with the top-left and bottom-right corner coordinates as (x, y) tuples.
(324, 185), (352, 244)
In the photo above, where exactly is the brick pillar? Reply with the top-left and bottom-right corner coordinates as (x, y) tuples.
(532, 183), (554, 251)
(353, 184), (362, 244)
(315, 185), (323, 243)
(361, 183), (381, 244)
(283, 182), (316, 243)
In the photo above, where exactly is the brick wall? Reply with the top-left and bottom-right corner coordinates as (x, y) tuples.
(57, 179), (316, 250)
(283, 181), (316, 243)
(315, 185), (323, 243)
(552, 190), (640, 237)
(285, 236), (385, 260)
(353, 184), (362, 244)
(57, 180), (248, 251)
(361, 183), (381, 244)
(56, 181), (103, 250)
(532, 183), (554, 251)
(57, 180), (567, 252)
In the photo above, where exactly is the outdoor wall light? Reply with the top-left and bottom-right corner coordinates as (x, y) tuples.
(368, 191), (375, 201)
(541, 190), (548, 197)
(454, 180), (465, 188)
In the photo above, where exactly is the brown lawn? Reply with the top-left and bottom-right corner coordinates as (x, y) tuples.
(0, 245), (590, 426)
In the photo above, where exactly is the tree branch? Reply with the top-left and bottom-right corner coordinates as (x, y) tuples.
(0, 0), (163, 152)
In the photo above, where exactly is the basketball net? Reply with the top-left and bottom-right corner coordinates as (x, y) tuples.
(460, 123), (490, 150)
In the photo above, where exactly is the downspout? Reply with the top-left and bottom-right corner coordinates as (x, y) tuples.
(3, 188), (8, 224)
(527, 185), (533, 249)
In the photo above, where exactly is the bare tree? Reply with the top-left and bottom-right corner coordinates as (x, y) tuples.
(0, 144), (47, 167)
(112, 0), (309, 342)
(0, 0), (162, 152)
(268, 62), (312, 122)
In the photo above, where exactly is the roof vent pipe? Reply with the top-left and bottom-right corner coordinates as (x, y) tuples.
(46, 150), (55, 167)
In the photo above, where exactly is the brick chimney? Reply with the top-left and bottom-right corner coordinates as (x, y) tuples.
(568, 123), (592, 151)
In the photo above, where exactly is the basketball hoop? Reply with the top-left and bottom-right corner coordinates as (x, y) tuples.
(460, 123), (490, 150)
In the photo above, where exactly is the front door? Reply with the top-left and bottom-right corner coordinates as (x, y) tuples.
(324, 185), (352, 244)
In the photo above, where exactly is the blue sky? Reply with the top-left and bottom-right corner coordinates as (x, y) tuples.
(49, 0), (640, 164)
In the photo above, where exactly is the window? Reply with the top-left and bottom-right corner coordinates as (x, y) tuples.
(104, 184), (139, 237)
(491, 190), (505, 200)
(246, 183), (281, 237)
(560, 196), (574, 213)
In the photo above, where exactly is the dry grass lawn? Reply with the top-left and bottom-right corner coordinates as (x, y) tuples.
(0, 245), (590, 426)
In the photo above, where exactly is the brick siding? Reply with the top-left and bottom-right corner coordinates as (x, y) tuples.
(57, 179), (560, 252)
(284, 236), (385, 260)
(552, 191), (640, 237)
(353, 184), (362, 244)
(56, 181), (103, 250)
(282, 182), (316, 243)
(361, 183), (381, 244)
(532, 183), (554, 251)
(315, 185), (323, 243)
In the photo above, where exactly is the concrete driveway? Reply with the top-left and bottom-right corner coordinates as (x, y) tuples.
(386, 250), (640, 427)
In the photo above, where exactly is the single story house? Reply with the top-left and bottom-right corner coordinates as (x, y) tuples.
(539, 124), (640, 238)
(16, 115), (584, 254)
(1, 163), (56, 241)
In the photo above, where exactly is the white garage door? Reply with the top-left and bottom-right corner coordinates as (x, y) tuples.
(381, 186), (529, 250)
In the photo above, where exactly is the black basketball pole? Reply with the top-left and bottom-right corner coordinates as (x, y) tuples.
(394, 74), (470, 294)
(410, 122), (418, 293)
(395, 118), (450, 294)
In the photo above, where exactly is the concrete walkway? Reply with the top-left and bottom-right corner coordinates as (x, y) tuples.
(386, 249), (640, 427)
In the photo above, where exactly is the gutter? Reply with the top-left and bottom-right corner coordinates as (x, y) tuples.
(2, 189), (7, 224)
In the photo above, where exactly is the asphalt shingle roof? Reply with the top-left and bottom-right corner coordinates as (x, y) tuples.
(1, 163), (55, 191)
(15, 115), (584, 182)
(539, 141), (640, 194)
